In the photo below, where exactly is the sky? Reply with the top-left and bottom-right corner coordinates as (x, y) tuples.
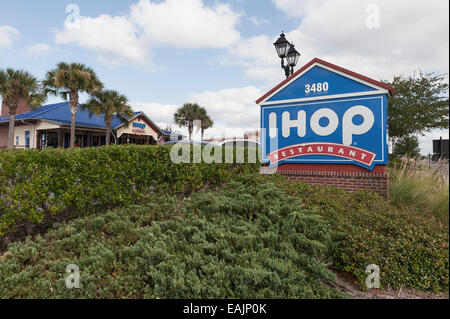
(0, 0), (448, 154)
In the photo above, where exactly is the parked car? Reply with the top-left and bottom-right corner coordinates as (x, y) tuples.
(162, 140), (215, 146)
(219, 139), (260, 148)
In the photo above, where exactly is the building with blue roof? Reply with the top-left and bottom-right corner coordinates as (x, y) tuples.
(0, 101), (171, 149)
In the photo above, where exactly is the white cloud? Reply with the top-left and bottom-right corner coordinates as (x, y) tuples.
(130, 0), (241, 48)
(226, 35), (275, 67)
(197, 123), (253, 140)
(131, 86), (263, 140)
(271, 0), (327, 18)
(220, 34), (286, 83)
(272, 0), (449, 79)
(249, 16), (269, 26)
(188, 86), (262, 129)
(53, 0), (242, 67)
(131, 102), (180, 124)
(25, 43), (52, 56)
(244, 65), (283, 84)
(222, 0), (448, 83)
(0, 25), (20, 48)
(54, 14), (150, 66)
(418, 129), (449, 156)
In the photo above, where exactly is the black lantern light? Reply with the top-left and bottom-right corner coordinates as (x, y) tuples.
(273, 32), (301, 78)
(286, 43), (300, 67)
(273, 32), (290, 59)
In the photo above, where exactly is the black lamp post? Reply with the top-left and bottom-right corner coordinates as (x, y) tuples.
(273, 32), (301, 78)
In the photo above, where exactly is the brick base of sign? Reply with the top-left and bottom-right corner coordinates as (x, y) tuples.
(263, 164), (389, 198)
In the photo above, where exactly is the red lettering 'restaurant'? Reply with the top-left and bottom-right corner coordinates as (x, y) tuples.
(267, 142), (376, 167)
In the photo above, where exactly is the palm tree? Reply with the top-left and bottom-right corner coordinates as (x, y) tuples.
(82, 90), (133, 145)
(43, 62), (103, 148)
(199, 110), (213, 141)
(0, 69), (47, 149)
(173, 103), (204, 140)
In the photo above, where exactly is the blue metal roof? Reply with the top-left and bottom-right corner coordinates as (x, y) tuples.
(0, 102), (142, 130)
(161, 129), (171, 135)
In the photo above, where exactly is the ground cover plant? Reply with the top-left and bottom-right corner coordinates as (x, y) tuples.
(236, 173), (449, 292)
(0, 182), (343, 298)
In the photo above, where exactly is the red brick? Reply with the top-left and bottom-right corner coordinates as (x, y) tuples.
(277, 167), (389, 198)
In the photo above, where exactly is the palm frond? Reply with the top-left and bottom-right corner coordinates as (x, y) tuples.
(82, 89), (132, 127)
(174, 103), (213, 132)
(42, 61), (104, 99)
(0, 68), (46, 112)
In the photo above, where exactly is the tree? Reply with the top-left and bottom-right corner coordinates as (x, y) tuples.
(385, 72), (449, 146)
(82, 90), (133, 146)
(174, 103), (204, 140)
(0, 69), (47, 149)
(392, 135), (421, 158)
(43, 62), (103, 148)
(199, 109), (213, 141)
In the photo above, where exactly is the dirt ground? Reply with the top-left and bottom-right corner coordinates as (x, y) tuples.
(329, 273), (449, 299)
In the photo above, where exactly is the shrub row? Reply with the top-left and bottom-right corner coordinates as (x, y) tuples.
(0, 145), (259, 237)
(236, 173), (449, 292)
(0, 182), (343, 298)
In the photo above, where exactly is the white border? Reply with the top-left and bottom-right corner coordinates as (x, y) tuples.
(260, 90), (387, 106)
(258, 62), (389, 105)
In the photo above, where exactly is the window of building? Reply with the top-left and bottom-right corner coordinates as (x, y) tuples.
(92, 135), (100, 146)
(25, 131), (30, 148)
(75, 135), (83, 147)
(46, 132), (58, 148)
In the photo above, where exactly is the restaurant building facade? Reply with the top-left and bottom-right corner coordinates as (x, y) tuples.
(0, 100), (171, 149)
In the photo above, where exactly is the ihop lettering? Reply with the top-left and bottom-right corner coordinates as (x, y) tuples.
(132, 122), (146, 129)
(268, 105), (374, 145)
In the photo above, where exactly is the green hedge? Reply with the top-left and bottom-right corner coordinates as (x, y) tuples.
(0, 145), (259, 237)
(0, 182), (343, 298)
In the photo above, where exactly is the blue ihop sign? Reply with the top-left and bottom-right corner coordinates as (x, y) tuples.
(133, 122), (146, 130)
(257, 58), (392, 171)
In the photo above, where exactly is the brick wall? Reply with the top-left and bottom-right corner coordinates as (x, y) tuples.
(262, 165), (389, 198)
(1, 98), (31, 118)
(0, 124), (8, 149)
